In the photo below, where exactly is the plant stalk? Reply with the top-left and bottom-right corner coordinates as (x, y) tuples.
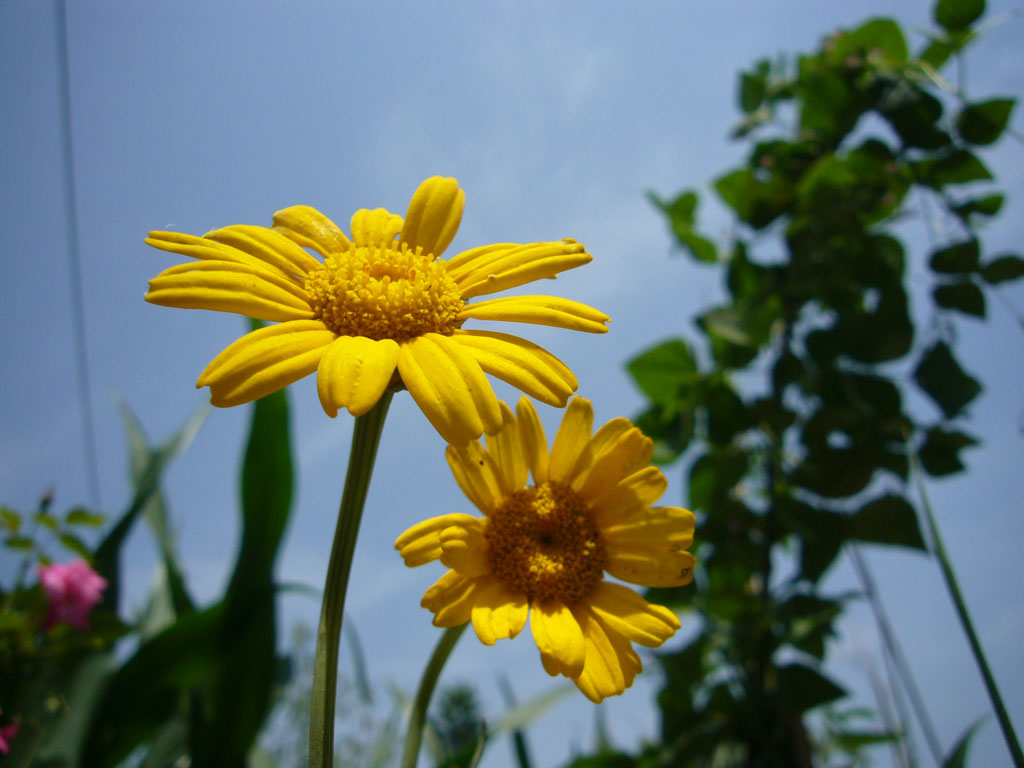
(309, 392), (393, 768)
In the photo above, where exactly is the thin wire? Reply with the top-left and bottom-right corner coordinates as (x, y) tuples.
(56, 0), (101, 510)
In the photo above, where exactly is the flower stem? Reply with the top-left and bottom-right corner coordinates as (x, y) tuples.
(400, 624), (468, 768)
(309, 392), (393, 768)
(909, 450), (1024, 767)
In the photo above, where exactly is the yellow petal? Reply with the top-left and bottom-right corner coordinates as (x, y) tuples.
(350, 208), (403, 247)
(603, 506), (696, 551)
(146, 231), (271, 273)
(586, 582), (680, 648)
(589, 466), (668, 528)
(570, 606), (642, 703)
(197, 320), (335, 406)
(459, 295), (610, 334)
(271, 205), (352, 257)
(450, 330), (577, 408)
(575, 427), (654, 502)
(397, 333), (502, 445)
(422, 571), (485, 628)
(530, 600), (586, 679)
(395, 513), (481, 567)
(204, 224), (323, 276)
(515, 397), (550, 484)
(605, 548), (696, 588)
(146, 260), (316, 322)
(484, 402), (528, 495)
(470, 580), (529, 645)
(401, 176), (464, 258)
(451, 240), (593, 298)
(445, 441), (504, 515)
(439, 523), (491, 577)
(548, 397), (594, 484)
(315, 336), (400, 417)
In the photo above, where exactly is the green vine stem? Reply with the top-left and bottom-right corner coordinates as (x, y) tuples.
(400, 624), (468, 768)
(909, 448), (1024, 767)
(309, 391), (394, 768)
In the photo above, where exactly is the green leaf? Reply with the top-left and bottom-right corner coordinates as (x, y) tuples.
(981, 254), (1024, 284)
(934, 281), (985, 318)
(33, 512), (59, 531)
(714, 168), (790, 229)
(956, 98), (1015, 145)
(739, 63), (769, 113)
(935, 0), (985, 31)
(953, 193), (1004, 219)
(850, 495), (926, 550)
(65, 507), (105, 527)
(913, 341), (983, 418)
(649, 190), (718, 263)
(847, 18), (908, 62)
(929, 239), (979, 273)
(919, 426), (979, 476)
(4, 535), (33, 551)
(777, 663), (847, 711)
(942, 717), (987, 768)
(59, 532), (92, 559)
(626, 338), (698, 406)
(917, 149), (993, 187)
(0, 507), (20, 532)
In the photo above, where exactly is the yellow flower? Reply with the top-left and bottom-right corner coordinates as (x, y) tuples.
(145, 177), (609, 443)
(396, 396), (695, 702)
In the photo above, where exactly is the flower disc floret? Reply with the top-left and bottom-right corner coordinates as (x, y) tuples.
(304, 242), (465, 341)
(486, 481), (606, 605)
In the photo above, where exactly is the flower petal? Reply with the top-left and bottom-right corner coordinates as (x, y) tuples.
(350, 208), (404, 247)
(484, 402), (528, 495)
(397, 333), (502, 444)
(316, 335), (400, 417)
(570, 605), (642, 703)
(445, 441), (505, 515)
(589, 466), (668, 528)
(575, 426), (654, 502)
(439, 523), (492, 577)
(451, 240), (593, 298)
(586, 582), (680, 648)
(395, 513), (481, 567)
(548, 397), (594, 484)
(450, 330), (577, 407)
(271, 205), (352, 257)
(471, 580), (529, 645)
(422, 571), (491, 628)
(146, 261), (316, 322)
(197, 320), (335, 407)
(402, 176), (464, 258)
(204, 224), (323, 276)
(459, 295), (610, 334)
(603, 506), (696, 551)
(515, 397), (550, 484)
(531, 600), (586, 679)
(605, 548), (696, 589)
(147, 231), (282, 273)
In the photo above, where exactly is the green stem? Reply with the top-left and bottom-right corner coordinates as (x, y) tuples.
(309, 391), (394, 768)
(909, 451), (1024, 767)
(400, 624), (468, 768)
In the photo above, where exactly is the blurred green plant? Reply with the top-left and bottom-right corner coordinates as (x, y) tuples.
(575, 0), (1020, 766)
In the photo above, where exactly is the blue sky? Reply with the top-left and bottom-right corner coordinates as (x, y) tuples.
(2, 1), (1022, 765)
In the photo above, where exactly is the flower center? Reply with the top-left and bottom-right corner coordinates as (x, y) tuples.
(304, 243), (464, 340)
(485, 481), (606, 605)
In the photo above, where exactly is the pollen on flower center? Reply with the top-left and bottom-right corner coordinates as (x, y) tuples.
(485, 481), (606, 605)
(304, 242), (465, 340)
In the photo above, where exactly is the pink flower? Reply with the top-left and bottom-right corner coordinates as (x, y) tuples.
(0, 710), (18, 755)
(37, 559), (107, 631)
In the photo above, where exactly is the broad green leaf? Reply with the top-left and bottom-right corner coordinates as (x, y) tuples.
(627, 338), (698, 405)
(934, 0), (985, 31)
(648, 190), (718, 263)
(58, 532), (91, 559)
(928, 239), (979, 273)
(919, 426), (979, 476)
(953, 193), (1004, 219)
(0, 507), (20, 531)
(981, 254), (1024, 284)
(739, 62), (769, 113)
(800, 69), (863, 143)
(714, 168), (790, 229)
(4, 535), (33, 551)
(33, 512), (59, 531)
(942, 717), (987, 767)
(913, 342), (982, 418)
(777, 663), (847, 711)
(65, 507), (105, 527)
(847, 18), (908, 62)
(956, 98), (1015, 145)
(916, 149), (993, 187)
(934, 282), (985, 318)
(850, 495), (926, 550)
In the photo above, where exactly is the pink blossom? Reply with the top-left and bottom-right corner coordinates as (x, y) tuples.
(37, 559), (107, 631)
(0, 710), (18, 755)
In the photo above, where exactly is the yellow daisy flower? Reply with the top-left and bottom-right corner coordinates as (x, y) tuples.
(145, 177), (609, 444)
(396, 396), (695, 702)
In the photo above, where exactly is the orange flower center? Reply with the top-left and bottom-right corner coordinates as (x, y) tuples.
(303, 243), (464, 340)
(485, 481), (606, 605)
